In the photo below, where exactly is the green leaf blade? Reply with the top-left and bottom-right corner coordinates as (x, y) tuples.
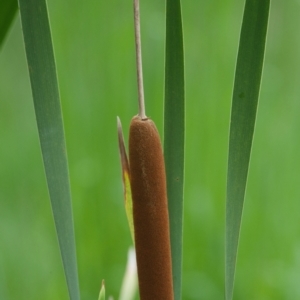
(226, 1), (270, 299)
(164, 0), (185, 299)
(0, 0), (18, 48)
(18, 0), (80, 299)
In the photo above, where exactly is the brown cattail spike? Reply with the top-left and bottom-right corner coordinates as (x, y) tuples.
(129, 115), (174, 300)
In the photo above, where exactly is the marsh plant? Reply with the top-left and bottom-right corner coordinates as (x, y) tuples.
(5, 0), (298, 299)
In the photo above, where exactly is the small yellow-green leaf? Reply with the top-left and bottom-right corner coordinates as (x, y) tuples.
(117, 117), (134, 242)
(98, 280), (105, 300)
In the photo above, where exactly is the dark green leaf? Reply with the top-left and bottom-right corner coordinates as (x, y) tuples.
(0, 0), (18, 48)
(226, 1), (270, 299)
(164, 0), (185, 299)
(18, 0), (80, 299)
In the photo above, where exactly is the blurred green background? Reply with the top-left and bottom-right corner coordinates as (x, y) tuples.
(1, 0), (300, 299)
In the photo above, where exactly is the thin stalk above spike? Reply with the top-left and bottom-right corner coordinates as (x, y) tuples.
(134, 0), (146, 119)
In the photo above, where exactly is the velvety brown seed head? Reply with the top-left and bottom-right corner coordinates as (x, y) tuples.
(129, 115), (174, 300)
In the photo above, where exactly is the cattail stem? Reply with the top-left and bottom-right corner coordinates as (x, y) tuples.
(133, 0), (146, 120)
(129, 116), (174, 300)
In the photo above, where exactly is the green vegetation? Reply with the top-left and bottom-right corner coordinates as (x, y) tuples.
(1, 0), (300, 299)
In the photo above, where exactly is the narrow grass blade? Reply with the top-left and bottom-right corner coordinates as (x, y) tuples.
(0, 0), (17, 48)
(226, 1), (270, 299)
(18, 0), (80, 299)
(164, 0), (185, 299)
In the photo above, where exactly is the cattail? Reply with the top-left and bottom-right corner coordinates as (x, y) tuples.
(129, 115), (173, 300)
(117, 0), (174, 298)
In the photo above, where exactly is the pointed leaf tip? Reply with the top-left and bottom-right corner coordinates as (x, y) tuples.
(98, 280), (105, 300)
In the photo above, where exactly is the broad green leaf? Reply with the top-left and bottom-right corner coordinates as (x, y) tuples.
(98, 280), (105, 300)
(226, 1), (270, 299)
(164, 0), (185, 299)
(18, 0), (80, 299)
(117, 117), (134, 242)
(0, 0), (17, 48)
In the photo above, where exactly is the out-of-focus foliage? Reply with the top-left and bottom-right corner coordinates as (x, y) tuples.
(0, 0), (17, 48)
